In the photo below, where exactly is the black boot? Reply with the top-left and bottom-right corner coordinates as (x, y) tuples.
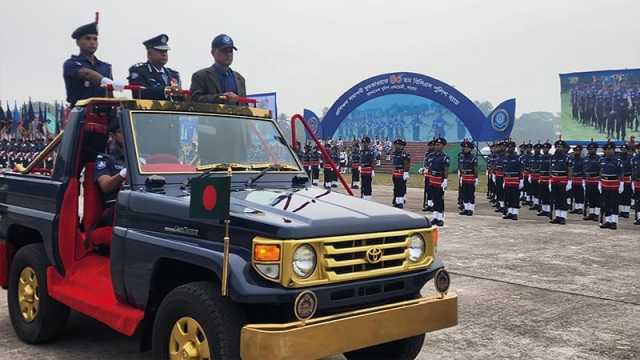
(558, 217), (566, 225)
(511, 215), (518, 221)
(634, 219), (640, 225)
(620, 212), (630, 219)
(503, 213), (512, 220)
(600, 222), (611, 229)
(609, 223), (617, 230)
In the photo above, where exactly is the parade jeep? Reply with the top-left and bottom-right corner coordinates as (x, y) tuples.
(0, 98), (457, 360)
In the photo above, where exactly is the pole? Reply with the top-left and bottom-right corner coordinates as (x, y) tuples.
(222, 219), (230, 297)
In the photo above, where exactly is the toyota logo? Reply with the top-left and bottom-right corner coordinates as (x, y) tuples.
(366, 247), (383, 264)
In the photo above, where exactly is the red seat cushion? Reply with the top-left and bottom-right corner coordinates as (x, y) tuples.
(82, 163), (112, 247)
(88, 227), (113, 247)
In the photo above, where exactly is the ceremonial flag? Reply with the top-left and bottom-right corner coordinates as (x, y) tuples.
(0, 102), (5, 122)
(303, 109), (322, 138)
(189, 176), (231, 220)
(6, 102), (13, 123)
(26, 99), (35, 127)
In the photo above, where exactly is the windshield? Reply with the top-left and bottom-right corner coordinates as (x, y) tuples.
(130, 112), (301, 174)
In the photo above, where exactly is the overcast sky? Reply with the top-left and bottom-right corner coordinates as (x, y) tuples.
(1, 0), (639, 116)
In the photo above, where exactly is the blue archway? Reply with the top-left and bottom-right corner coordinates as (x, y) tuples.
(320, 72), (515, 142)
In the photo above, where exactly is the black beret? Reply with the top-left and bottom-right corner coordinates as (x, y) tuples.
(435, 137), (447, 146)
(393, 139), (406, 146)
(72, 22), (98, 39)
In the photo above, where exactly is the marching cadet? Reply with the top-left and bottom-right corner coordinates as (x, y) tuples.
(426, 138), (449, 226)
(528, 143), (542, 211)
(618, 143), (633, 218)
(549, 139), (571, 224)
(456, 146), (464, 211)
(359, 137), (375, 200)
(323, 143), (335, 189)
(64, 21), (124, 107)
(310, 144), (321, 186)
(128, 34), (182, 100)
(492, 141), (506, 214)
(421, 139), (435, 212)
(599, 141), (624, 230)
(502, 140), (523, 220)
(537, 141), (553, 217)
(350, 141), (361, 189)
(330, 144), (341, 188)
(486, 143), (496, 204)
(583, 141), (602, 221)
(302, 143), (312, 178)
(391, 139), (411, 208)
(632, 142), (640, 225)
(458, 139), (478, 216)
(569, 144), (586, 214)
(519, 143), (531, 205)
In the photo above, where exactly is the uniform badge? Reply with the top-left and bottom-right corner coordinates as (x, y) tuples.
(96, 160), (107, 170)
(161, 35), (167, 44)
(130, 72), (139, 80)
(84, 81), (91, 88)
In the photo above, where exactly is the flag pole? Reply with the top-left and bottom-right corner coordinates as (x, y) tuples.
(221, 166), (232, 297)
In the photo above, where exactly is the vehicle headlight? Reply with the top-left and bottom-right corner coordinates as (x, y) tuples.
(408, 234), (425, 262)
(292, 244), (316, 278)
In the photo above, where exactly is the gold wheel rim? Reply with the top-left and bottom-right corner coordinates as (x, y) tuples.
(18, 267), (39, 323)
(169, 316), (211, 360)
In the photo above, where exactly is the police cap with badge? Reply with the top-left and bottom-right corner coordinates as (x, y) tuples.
(212, 34), (238, 50)
(144, 34), (171, 51)
(362, 136), (371, 144)
(393, 139), (406, 146)
(554, 138), (568, 150)
(434, 137), (447, 146)
(587, 139), (599, 150)
(461, 139), (474, 149)
(71, 22), (98, 39)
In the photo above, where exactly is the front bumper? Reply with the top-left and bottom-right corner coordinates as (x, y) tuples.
(240, 292), (458, 360)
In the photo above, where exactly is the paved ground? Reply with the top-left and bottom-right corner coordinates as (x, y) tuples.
(0, 186), (638, 359)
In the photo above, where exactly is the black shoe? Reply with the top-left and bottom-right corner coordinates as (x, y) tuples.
(425, 206), (433, 212)
(331, 184), (338, 188)
(422, 207), (430, 212)
(529, 206), (537, 211)
(431, 219), (444, 227)
(503, 213), (512, 220)
(610, 223), (617, 230)
(537, 211), (548, 217)
(620, 212), (630, 219)
(495, 207), (503, 213)
(549, 217), (559, 224)
(466, 211), (473, 216)
(583, 215), (592, 221)
(571, 209), (582, 214)
(435, 220), (444, 226)
(634, 219), (640, 225)
(600, 222), (611, 229)
(459, 210), (467, 215)
(511, 215), (518, 221)
(558, 217), (566, 225)
(592, 215), (599, 222)
(352, 185), (359, 189)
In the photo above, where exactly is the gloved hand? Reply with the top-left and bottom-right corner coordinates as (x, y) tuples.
(519, 179), (524, 189)
(492, 174), (496, 182)
(119, 168), (127, 178)
(633, 182), (636, 192)
(441, 179), (448, 190)
(112, 80), (127, 91)
(598, 181), (602, 194)
(403, 172), (409, 181)
(358, 166), (361, 172)
(528, 175), (532, 183)
(371, 170), (375, 177)
(566, 180), (572, 192)
(618, 181), (624, 194)
(548, 183), (552, 192)
(474, 178), (479, 187)
(418, 167), (425, 175)
(100, 77), (114, 86)
(582, 180), (586, 188)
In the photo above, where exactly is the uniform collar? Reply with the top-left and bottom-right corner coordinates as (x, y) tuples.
(148, 62), (165, 73)
(74, 53), (104, 65)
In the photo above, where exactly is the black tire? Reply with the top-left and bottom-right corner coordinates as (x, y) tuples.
(343, 334), (426, 360)
(152, 281), (246, 360)
(8, 243), (70, 343)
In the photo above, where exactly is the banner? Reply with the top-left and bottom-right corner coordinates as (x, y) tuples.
(248, 92), (277, 120)
(559, 69), (640, 141)
(303, 109), (322, 138)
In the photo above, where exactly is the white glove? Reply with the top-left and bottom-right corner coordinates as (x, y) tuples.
(112, 80), (127, 91)
(582, 180), (585, 188)
(528, 175), (532, 183)
(119, 168), (127, 178)
(565, 180), (572, 192)
(100, 77), (114, 86)
(474, 178), (479, 187)
(358, 166), (361, 171)
(371, 170), (375, 177)
(519, 179), (524, 189)
(633, 182), (636, 192)
(418, 167), (425, 175)
(598, 181), (602, 194)
(618, 181), (624, 194)
(492, 174), (496, 182)
(548, 183), (552, 192)
(403, 172), (409, 181)
(441, 179), (448, 190)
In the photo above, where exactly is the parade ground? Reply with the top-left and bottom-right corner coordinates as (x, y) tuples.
(0, 185), (637, 360)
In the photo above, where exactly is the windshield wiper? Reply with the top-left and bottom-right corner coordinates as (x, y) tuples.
(246, 163), (299, 187)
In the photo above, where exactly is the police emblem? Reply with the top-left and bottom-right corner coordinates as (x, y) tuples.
(130, 72), (139, 80)
(96, 160), (107, 170)
(161, 35), (167, 44)
(491, 109), (510, 132)
(223, 35), (231, 43)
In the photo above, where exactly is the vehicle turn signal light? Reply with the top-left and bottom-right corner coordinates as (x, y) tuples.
(254, 244), (281, 262)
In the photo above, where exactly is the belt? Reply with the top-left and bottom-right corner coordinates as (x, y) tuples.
(551, 175), (568, 185)
(622, 176), (632, 184)
(585, 176), (599, 184)
(461, 174), (476, 183)
(504, 176), (520, 188)
(572, 177), (584, 182)
(303, 162), (310, 166)
(494, 171), (504, 177)
(392, 169), (404, 177)
(360, 167), (373, 175)
(311, 161), (320, 166)
(323, 164), (333, 170)
(539, 176), (550, 184)
(351, 163), (360, 169)
(601, 179), (620, 190)
(427, 175), (443, 187)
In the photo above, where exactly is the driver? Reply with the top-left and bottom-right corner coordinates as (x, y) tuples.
(95, 120), (127, 227)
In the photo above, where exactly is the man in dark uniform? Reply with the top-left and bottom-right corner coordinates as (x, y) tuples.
(619, 143), (633, 218)
(350, 141), (361, 189)
(95, 120), (127, 227)
(391, 139), (411, 208)
(486, 143), (496, 204)
(359, 137), (375, 200)
(569, 145), (586, 214)
(63, 21), (123, 107)
(519, 143), (532, 205)
(528, 143), (542, 211)
(583, 141), (602, 221)
(613, 83), (632, 140)
(420, 139), (435, 211)
(301, 143), (312, 178)
(310, 144), (321, 186)
(323, 143), (335, 189)
(631, 142), (640, 225)
(330, 144), (341, 188)
(537, 141), (553, 217)
(427, 138), (449, 226)
(549, 139), (571, 224)
(492, 141), (506, 214)
(599, 141), (624, 229)
(190, 34), (247, 105)
(502, 141), (523, 220)
(128, 34), (182, 100)
(458, 139), (478, 216)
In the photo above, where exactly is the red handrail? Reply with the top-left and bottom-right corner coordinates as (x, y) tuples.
(291, 114), (353, 196)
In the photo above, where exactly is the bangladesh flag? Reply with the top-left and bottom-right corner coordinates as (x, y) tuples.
(189, 176), (231, 220)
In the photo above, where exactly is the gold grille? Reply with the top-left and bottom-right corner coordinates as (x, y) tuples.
(323, 235), (408, 278)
